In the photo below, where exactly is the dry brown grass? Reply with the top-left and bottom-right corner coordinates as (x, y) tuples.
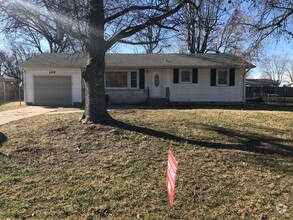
(0, 101), (25, 112)
(0, 108), (292, 219)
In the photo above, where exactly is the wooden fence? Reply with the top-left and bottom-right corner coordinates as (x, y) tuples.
(0, 81), (23, 101)
(246, 87), (293, 98)
(246, 87), (293, 105)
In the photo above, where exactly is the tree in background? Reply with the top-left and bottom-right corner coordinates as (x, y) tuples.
(178, 0), (219, 54)
(0, 52), (22, 81)
(0, 0), (86, 53)
(260, 54), (288, 86)
(0, 43), (35, 81)
(246, 0), (292, 42)
(131, 25), (173, 54)
(114, 0), (176, 54)
(176, 0), (292, 60)
(176, 0), (258, 59)
(285, 59), (293, 86)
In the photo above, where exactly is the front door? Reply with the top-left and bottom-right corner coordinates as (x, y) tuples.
(150, 72), (162, 97)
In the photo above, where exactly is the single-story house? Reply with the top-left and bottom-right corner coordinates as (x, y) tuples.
(20, 53), (255, 106)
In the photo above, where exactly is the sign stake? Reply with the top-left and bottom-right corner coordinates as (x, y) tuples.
(166, 150), (178, 206)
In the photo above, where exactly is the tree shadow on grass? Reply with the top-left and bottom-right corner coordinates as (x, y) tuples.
(0, 132), (7, 147)
(109, 120), (293, 157)
(108, 103), (293, 112)
(0, 132), (7, 157)
(170, 103), (293, 112)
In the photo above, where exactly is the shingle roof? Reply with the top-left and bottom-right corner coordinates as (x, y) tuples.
(20, 53), (255, 69)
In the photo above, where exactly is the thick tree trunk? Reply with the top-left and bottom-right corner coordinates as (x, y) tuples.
(81, 52), (111, 124)
(80, 0), (111, 124)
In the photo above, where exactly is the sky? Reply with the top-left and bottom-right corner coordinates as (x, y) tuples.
(0, 0), (292, 81)
(250, 38), (293, 78)
(0, 28), (292, 79)
(106, 35), (293, 79)
(266, 39), (293, 57)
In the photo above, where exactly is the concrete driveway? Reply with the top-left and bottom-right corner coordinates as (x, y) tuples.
(0, 106), (58, 125)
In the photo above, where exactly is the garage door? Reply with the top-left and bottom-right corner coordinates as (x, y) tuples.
(34, 76), (72, 106)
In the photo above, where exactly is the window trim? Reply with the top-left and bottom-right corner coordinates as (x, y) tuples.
(105, 70), (139, 89)
(217, 69), (229, 86)
(179, 69), (192, 83)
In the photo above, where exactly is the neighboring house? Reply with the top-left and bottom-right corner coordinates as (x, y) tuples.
(246, 79), (293, 99)
(20, 53), (255, 106)
(246, 79), (278, 87)
(0, 75), (22, 101)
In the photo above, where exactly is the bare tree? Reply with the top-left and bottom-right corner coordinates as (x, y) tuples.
(131, 25), (173, 54)
(0, 0), (86, 53)
(285, 59), (293, 86)
(1, 0), (188, 123)
(245, 0), (293, 50)
(113, 0), (176, 54)
(177, 0), (253, 55)
(212, 8), (248, 54)
(0, 52), (21, 81)
(178, 0), (221, 54)
(260, 54), (288, 86)
(82, 0), (188, 123)
(176, 0), (292, 60)
(0, 43), (35, 81)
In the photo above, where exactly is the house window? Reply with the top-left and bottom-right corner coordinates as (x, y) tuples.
(131, 72), (137, 88)
(106, 71), (127, 88)
(180, 70), (191, 83)
(217, 70), (228, 85)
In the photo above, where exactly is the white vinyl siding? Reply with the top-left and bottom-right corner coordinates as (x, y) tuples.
(24, 68), (82, 105)
(169, 69), (244, 102)
(24, 67), (245, 105)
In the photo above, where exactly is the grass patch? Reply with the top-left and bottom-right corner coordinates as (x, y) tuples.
(0, 109), (292, 219)
(0, 101), (25, 112)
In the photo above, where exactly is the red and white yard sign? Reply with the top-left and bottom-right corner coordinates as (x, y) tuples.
(166, 150), (178, 206)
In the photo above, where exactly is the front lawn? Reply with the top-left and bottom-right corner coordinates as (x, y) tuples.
(0, 108), (292, 219)
(0, 101), (25, 112)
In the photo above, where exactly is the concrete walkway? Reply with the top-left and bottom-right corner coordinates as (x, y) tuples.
(0, 106), (58, 125)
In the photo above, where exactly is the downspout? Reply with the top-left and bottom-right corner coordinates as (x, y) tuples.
(23, 69), (27, 104)
(243, 68), (251, 104)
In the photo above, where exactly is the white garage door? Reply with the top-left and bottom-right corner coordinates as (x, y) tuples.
(34, 76), (72, 106)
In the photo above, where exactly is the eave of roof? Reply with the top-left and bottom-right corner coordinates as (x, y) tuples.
(0, 76), (16, 81)
(20, 53), (256, 69)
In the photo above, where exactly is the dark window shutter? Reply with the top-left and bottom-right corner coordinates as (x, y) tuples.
(139, 69), (145, 89)
(229, 68), (235, 86)
(192, 68), (198, 83)
(211, 68), (216, 86)
(173, 68), (179, 84)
